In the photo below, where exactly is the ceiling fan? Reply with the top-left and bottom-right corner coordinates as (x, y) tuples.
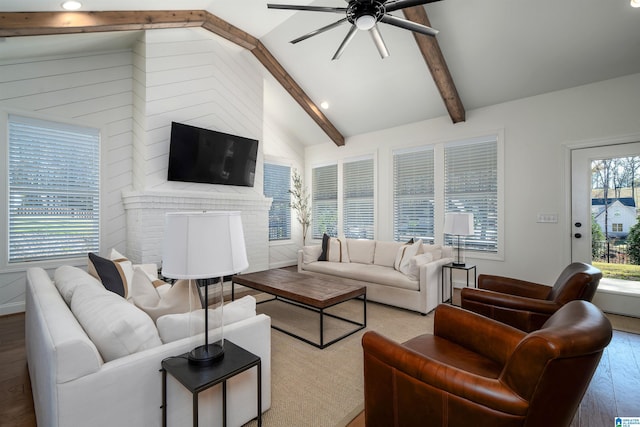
(267, 0), (442, 60)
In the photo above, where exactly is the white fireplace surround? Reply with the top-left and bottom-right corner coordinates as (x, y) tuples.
(122, 190), (272, 274)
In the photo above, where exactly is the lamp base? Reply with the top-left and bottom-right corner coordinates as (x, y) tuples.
(188, 342), (224, 366)
(452, 262), (466, 267)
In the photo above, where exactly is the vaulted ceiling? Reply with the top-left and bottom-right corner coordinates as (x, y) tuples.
(2, 1), (640, 147)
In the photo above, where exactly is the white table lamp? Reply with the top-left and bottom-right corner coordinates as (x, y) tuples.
(162, 211), (248, 366)
(443, 212), (474, 266)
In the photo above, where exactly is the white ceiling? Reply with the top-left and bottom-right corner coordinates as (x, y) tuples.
(2, 0), (640, 146)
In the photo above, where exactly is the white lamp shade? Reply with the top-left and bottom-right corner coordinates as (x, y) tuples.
(443, 212), (474, 236)
(162, 211), (249, 279)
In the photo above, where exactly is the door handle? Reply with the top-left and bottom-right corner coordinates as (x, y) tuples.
(574, 233), (582, 238)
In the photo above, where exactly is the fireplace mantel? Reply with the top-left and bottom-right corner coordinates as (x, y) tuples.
(122, 189), (272, 270)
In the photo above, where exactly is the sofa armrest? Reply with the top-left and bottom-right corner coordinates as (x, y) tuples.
(362, 330), (528, 417)
(461, 288), (561, 315)
(478, 274), (551, 299)
(433, 304), (526, 365)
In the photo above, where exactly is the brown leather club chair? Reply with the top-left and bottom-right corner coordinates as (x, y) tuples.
(362, 300), (612, 427)
(460, 262), (602, 332)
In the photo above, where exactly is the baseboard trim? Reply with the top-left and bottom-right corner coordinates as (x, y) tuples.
(0, 302), (25, 316)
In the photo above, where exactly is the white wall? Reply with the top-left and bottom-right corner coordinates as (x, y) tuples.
(306, 73), (640, 285)
(0, 49), (134, 314)
(0, 28), (297, 314)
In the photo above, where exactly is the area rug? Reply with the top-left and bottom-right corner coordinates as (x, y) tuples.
(241, 297), (435, 427)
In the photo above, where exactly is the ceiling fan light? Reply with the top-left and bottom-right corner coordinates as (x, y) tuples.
(631, 0), (640, 7)
(356, 15), (376, 30)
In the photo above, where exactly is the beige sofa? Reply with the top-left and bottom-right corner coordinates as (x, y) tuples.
(298, 238), (454, 314)
(26, 265), (271, 427)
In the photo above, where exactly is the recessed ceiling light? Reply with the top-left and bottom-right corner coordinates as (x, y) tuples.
(320, 101), (329, 110)
(632, 0), (640, 7)
(61, 1), (82, 10)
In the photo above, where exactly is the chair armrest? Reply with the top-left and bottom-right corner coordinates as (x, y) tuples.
(362, 330), (529, 415)
(478, 274), (551, 299)
(461, 288), (562, 315)
(433, 304), (526, 365)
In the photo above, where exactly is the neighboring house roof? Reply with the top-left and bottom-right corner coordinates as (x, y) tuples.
(591, 197), (636, 208)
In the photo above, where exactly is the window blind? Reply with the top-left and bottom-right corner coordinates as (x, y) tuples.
(312, 164), (338, 238)
(264, 163), (291, 241)
(8, 115), (100, 263)
(444, 139), (498, 252)
(393, 147), (435, 243)
(343, 158), (374, 239)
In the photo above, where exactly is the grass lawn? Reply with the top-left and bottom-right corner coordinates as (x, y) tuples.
(593, 261), (640, 281)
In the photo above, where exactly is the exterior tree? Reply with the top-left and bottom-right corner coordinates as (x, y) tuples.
(626, 217), (640, 265)
(591, 214), (605, 260)
(289, 169), (311, 245)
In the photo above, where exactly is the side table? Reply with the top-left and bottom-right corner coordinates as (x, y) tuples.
(442, 263), (477, 305)
(161, 340), (262, 427)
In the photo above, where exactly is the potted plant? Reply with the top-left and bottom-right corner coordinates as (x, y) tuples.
(289, 169), (311, 245)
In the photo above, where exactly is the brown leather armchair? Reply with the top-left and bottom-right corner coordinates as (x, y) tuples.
(362, 300), (612, 427)
(460, 262), (602, 332)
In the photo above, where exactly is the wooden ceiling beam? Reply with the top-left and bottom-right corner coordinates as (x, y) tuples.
(403, 6), (465, 123)
(0, 11), (345, 146)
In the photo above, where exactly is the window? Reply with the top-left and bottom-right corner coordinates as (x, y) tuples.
(312, 164), (338, 238)
(264, 163), (291, 241)
(343, 157), (374, 239)
(8, 115), (100, 263)
(444, 138), (498, 253)
(393, 147), (434, 243)
(612, 223), (623, 232)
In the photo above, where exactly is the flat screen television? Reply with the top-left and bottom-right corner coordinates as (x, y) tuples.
(167, 122), (258, 187)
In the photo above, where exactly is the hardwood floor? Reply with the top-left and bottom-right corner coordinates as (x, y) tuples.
(2, 311), (639, 427)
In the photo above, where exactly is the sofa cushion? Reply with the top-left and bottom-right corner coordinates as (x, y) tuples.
(156, 296), (257, 343)
(131, 268), (202, 323)
(54, 265), (103, 306)
(347, 239), (376, 264)
(394, 239), (423, 272)
(87, 252), (128, 298)
(70, 284), (162, 362)
(304, 261), (419, 291)
(374, 241), (403, 267)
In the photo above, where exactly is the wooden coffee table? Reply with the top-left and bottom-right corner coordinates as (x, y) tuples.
(231, 269), (366, 349)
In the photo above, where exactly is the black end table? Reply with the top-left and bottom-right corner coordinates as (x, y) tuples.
(441, 263), (477, 305)
(161, 340), (262, 427)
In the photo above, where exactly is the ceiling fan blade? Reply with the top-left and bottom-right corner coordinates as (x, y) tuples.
(384, 0), (441, 13)
(267, 4), (347, 13)
(369, 25), (389, 59)
(380, 14), (439, 36)
(290, 18), (348, 44)
(332, 26), (358, 60)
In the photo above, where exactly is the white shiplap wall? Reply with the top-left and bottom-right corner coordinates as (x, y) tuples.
(0, 50), (134, 315)
(0, 27), (302, 314)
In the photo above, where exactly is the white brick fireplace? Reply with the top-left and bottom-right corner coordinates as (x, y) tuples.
(122, 190), (272, 273)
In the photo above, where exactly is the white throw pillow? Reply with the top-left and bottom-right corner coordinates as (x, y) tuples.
(328, 237), (350, 263)
(373, 241), (403, 267)
(131, 268), (201, 323)
(71, 284), (162, 362)
(302, 245), (323, 264)
(404, 253), (434, 280)
(54, 265), (103, 306)
(421, 244), (443, 261)
(156, 296), (256, 343)
(394, 239), (423, 272)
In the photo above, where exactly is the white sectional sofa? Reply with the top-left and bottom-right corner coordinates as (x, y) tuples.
(298, 238), (454, 314)
(26, 265), (271, 427)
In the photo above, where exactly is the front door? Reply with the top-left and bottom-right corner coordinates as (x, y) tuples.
(571, 142), (640, 317)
